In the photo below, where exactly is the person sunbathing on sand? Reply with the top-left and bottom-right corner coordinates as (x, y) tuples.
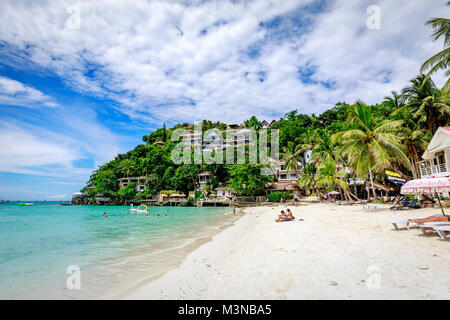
(275, 210), (286, 221)
(275, 210), (293, 222)
(408, 215), (450, 224)
(286, 208), (295, 220)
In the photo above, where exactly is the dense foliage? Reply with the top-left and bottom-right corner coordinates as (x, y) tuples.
(267, 192), (293, 203)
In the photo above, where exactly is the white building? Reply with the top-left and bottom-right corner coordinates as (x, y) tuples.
(118, 176), (147, 192)
(276, 160), (302, 181)
(215, 185), (232, 199)
(304, 149), (313, 164)
(198, 171), (214, 188)
(418, 127), (450, 178)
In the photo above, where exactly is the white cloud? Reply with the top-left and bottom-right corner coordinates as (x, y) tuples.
(0, 111), (121, 178)
(0, 120), (83, 176)
(0, 76), (59, 108)
(0, 0), (447, 124)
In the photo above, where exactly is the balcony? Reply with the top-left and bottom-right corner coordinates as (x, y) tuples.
(420, 162), (450, 178)
(277, 172), (300, 181)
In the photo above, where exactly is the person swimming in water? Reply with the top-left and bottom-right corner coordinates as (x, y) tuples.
(103, 212), (108, 218)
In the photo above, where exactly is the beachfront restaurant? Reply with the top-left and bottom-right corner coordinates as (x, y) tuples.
(265, 181), (302, 197)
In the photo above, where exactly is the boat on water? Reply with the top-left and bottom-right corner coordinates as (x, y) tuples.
(17, 203), (34, 206)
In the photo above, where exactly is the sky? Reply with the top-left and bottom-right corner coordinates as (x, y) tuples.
(0, 0), (448, 200)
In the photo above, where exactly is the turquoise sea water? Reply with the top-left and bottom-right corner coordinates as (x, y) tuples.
(0, 202), (233, 299)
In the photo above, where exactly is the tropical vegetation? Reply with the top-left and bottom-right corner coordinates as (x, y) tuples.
(80, 5), (449, 204)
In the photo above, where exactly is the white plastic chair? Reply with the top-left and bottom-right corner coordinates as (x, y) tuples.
(434, 225), (450, 241)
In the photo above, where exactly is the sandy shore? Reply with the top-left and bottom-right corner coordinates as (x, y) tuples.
(125, 202), (450, 299)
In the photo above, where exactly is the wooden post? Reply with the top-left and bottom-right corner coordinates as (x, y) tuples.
(435, 192), (446, 216)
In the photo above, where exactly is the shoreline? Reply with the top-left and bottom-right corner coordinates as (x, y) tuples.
(113, 215), (242, 299)
(124, 202), (450, 300)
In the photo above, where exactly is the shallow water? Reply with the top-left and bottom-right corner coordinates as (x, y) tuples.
(0, 202), (233, 299)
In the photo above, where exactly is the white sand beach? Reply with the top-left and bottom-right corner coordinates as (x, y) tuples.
(125, 202), (450, 300)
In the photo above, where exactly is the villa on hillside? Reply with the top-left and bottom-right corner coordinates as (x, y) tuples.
(198, 171), (214, 188)
(180, 124), (255, 153)
(276, 160), (302, 181)
(417, 127), (450, 178)
(265, 160), (302, 196)
(118, 176), (148, 192)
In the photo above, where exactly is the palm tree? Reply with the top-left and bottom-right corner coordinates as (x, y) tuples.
(402, 75), (450, 133)
(383, 90), (405, 110)
(244, 116), (262, 130)
(315, 159), (351, 201)
(118, 159), (136, 178)
(310, 128), (335, 164)
(420, 1), (450, 91)
(297, 163), (318, 196)
(297, 128), (318, 167)
(390, 106), (432, 179)
(282, 141), (302, 173)
(402, 126), (431, 179)
(335, 101), (410, 200)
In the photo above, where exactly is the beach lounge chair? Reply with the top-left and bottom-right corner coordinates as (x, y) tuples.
(418, 222), (450, 235)
(434, 226), (450, 240)
(391, 214), (442, 230)
(408, 199), (421, 209)
(390, 197), (410, 210)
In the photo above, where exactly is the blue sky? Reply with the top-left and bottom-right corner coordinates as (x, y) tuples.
(0, 0), (448, 200)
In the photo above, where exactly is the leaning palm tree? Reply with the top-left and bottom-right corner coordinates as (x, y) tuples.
(335, 101), (410, 200)
(420, 1), (450, 91)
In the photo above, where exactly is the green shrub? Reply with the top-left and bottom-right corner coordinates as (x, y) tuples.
(195, 190), (204, 199)
(118, 183), (136, 200)
(267, 192), (293, 202)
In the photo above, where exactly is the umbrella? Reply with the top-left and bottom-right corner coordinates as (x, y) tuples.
(401, 177), (450, 216)
(328, 191), (340, 195)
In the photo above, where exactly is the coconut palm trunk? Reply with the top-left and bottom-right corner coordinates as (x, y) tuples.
(368, 167), (376, 200)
